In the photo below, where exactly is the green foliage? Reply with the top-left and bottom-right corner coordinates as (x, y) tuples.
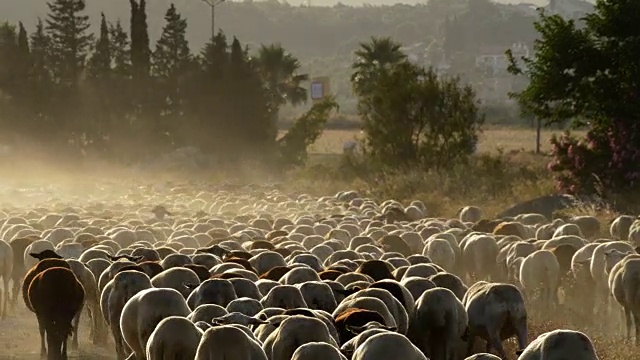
(278, 97), (339, 168)
(152, 4), (192, 80)
(353, 44), (484, 170)
(351, 36), (406, 98)
(508, 0), (640, 195)
(130, 0), (150, 79)
(45, 0), (93, 88)
(254, 43), (309, 112)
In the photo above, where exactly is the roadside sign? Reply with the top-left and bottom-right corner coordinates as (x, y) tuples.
(310, 76), (331, 103)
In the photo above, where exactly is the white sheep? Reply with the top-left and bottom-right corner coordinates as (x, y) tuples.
(291, 342), (348, 360)
(146, 316), (203, 360)
(195, 324), (268, 360)
(101, 270), (152, 360)
(609, 215), (636, 240)
(423, 239), (456, 272)
(609, 256), (640, 343)
(516, 329), (599, 359)
(0, 239), (13, 318)
(458, 206), (482, 223)
(151, 267), (201, 298)
(260, 285), (307, 310)
(463, 281), (528, 358)
(408, 287), (467, 360)
(517, 250), (560, 312)
(120, 287), (191, 360)
(351, 332), (427, 360)
(263, 315), (339, 360)
(461, 235), (499, 282)
(187, 278), (238, 310)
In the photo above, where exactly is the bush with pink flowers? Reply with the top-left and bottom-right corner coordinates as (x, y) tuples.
(548, 121), (640, 196)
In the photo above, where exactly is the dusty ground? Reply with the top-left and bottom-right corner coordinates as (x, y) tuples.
(0, 302), (114, 360)
(0, 297), (636, 359)
(300, 126), (586, 154)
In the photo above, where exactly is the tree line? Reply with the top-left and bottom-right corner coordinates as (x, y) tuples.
(0, 0), (332, 167)
(0, 0), (487, 172)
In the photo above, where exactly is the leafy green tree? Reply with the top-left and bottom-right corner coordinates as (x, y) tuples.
(45, 0), (94, 87)
(507, 1), (640, 195)
(350, 36), (407, 97)
(254, 43), (308, 113)
(356, 60), (483, 169)
(278, 97), (339, 168)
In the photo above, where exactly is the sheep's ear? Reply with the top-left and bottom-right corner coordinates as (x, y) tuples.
(133, 255), (144, 262)
(383, 325), (397, 332)
(340, 349), (354, 358)
(257, 313), (269, 321)
(211, 316), (229, 325)
(345, 324), (366, 335)
(29, 252), (41, 260)
(248, 316), (269, 325)
(183, 282), (198, 290)
(460, 327), (470, 341)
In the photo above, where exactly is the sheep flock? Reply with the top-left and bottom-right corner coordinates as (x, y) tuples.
(0, 181), (639, 360)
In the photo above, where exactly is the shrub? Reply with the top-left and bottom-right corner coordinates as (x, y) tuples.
(549, 121), (640, 196)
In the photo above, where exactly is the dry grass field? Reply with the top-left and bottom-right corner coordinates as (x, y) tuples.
(301, 126), (585, 155)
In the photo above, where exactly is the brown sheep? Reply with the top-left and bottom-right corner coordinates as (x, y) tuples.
(226, 251), (253, 260)
(28, 266), (84, 358)
(356, 260), (395, 282)
(472, 219), (504, 234)
(377, 235), (413, 258)
(250, 240), (276, 250)
(224, 257), (258, 273)
(138, 261), (164, 278)
(211, 272), (245, 280)
(183, 264), (211, 282)
(550, 244), (578, 275)
(259, 266), (293, 281)
(493, 222), (527, 238)
(334, 307), (389, 345)
(319, 270), (343, 281)
(273, 248), (293, 258)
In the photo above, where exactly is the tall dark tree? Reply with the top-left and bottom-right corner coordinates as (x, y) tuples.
(130, 0), (150, 79)
(109, 20), (130, 77)
(88, 13), (112, 79)
(45, 0), (94, 88)
(152, 4), (191, 79)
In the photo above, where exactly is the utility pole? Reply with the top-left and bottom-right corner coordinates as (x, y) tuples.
(201, 0), (225, 40)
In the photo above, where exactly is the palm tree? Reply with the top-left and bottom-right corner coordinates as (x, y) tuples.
(254, 43), (309, 112)
(351, 36), (407, 97)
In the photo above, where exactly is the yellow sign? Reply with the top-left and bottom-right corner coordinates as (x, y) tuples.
(310, 76), (331, 103)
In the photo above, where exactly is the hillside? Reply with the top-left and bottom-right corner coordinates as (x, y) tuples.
(0, 0), (542, 58)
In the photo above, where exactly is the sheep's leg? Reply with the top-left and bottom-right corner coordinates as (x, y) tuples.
(70, 306), (82, 350)
(45, 327), (59, 360)
(487, 334), (506, 359)
(624, 308), (633, 342)
(464, 333), (476, 357)
(10, 276), (20, 309)
(36, 316), (47, 357)
(633, 312), (640, 346)
(0, 278), (4, 319)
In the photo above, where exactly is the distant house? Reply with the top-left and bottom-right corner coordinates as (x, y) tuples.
(547, 0), (594, 19)
(475, 42), (530, 75)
